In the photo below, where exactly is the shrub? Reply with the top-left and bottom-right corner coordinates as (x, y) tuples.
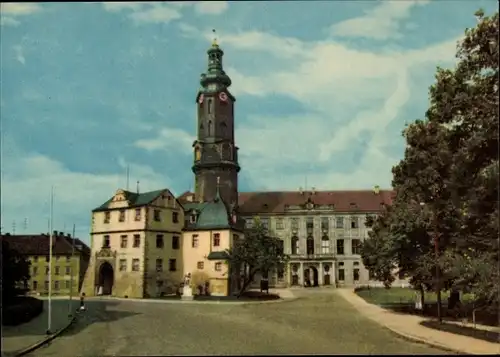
(2, 297), (43, 326)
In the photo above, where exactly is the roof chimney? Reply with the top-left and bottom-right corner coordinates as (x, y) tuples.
(59, 231), (64, 237)
(373, 185), (380, 194)
(53, 230), (58, 236)
(299, 187), (303, 195)
(312, 187), (316, 195)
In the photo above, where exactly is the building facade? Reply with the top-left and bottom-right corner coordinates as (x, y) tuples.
(81, 189), (185, 298)
(1, 232), (90, 296)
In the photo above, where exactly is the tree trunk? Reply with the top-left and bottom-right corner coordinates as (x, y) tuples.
(237, 270), (257, 298)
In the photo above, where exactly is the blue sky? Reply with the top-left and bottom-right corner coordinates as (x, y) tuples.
(1, 1), (497, 240)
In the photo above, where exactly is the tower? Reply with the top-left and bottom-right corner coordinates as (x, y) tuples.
(192, 38), (240, 210)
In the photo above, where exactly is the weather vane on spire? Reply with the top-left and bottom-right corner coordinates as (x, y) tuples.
(212, 29), (218, 46)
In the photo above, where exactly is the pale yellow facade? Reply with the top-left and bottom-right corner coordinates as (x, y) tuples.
(82, 189), (185, 298)
(182, 229), (241, 296)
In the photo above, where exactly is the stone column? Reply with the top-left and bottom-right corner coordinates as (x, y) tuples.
(318, 262), (323, 285)
(299, 262), (304, 285)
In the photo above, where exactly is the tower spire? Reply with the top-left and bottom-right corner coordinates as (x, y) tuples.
(212, 29), (218, 47)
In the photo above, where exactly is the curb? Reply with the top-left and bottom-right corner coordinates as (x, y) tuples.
(13, 315), (78, 357)
(88, 296), (299, 305)
(336, 290), (474, 355)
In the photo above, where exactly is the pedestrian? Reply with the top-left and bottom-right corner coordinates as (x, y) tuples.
(80, 292), (86, 311)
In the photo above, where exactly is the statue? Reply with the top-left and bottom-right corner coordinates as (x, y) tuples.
(184, 273), (191, 287)
(182, 273), (193, 300)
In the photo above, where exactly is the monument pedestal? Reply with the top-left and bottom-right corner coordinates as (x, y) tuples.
(182, 285), (193, 301)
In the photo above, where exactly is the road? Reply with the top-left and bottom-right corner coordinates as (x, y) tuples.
(30, 290), (450, 356)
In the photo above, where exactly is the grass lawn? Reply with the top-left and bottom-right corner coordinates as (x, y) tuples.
(355, 287), (475, 306)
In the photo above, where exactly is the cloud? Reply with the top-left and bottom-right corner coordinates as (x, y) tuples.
(194, 1), (229, 15)
(101, 2), (146, 12)
(141, 24), (460, 191)
(1, 139), (169, 240)
(13, 45), (25, 65)
(134, 128), (194, 152)
(129, 5), (182, 24)
(330, 0), (430, 40)
(0, 2), (42, 27)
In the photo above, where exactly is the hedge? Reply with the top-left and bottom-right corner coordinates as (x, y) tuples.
(3, 296), (44, 326)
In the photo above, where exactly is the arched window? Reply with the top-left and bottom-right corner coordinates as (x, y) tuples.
(194, 147), (201, 161)
(208, 120), (212, 136)
(291, 236), (299, 255)
(207, 98), (213, 114)
(306, 236), (314, 255)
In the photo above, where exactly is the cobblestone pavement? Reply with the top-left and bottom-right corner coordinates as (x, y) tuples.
(28, 291), (450, 356)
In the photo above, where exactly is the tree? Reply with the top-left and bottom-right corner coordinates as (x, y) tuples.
(226, 218), (289, 297)
(1, 240), (31, 304)
(362, 9), (499, 309)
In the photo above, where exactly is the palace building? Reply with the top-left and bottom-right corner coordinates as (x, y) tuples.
(82, 40), (402, 298)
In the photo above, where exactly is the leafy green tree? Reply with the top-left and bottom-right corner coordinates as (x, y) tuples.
(362, 9), (498, 310)
(1, 240), (31, 304)
(226, 218), (289, 297)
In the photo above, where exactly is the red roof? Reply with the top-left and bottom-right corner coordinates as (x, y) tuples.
(178, 190), (394, 214)
(1, 232), (91, 256)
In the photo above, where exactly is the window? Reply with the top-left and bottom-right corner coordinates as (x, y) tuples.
(33, 267), (38, 275)
(120, 235), (128, 248)
(338, 269), (345, 281)
(321, 236), (330, 254)
(277, 239), (284, 255)
(46, 267), (50, 274)
(306, 217), (314, 233)
(34, 256), (39, 263)
(54, 281), (60, 290)
(321, 217), (329, 231)
(197, 261), (204, 270)
(351, 217), (359, 229)
(66, 256), (70, 262)
(33, 281), (38, 290)
(291, 236), (299, 254)
(352, 239), (361, 255)
(172, 236), (180, 250)
(172, 212), (179, 223)
(336, 217), (344, 228)
(132, 259), (140, 271)
(135, 208), (141, 221)
(246, 219), (253, 228)
(44, 281), (49, 290)
(156, 235), (164, 248)
(103, 235), (110, 248)
(119, 210), (125, 222)
(208, 99), (213, 114)
(46, 256), (50, 262)
(168, 259), (177, 272)
(154, 209), (161, 222)
(119, 259), (127, 271)
(65, 266), (70, 275)
(213, 233), (220, 247)
(276, 218), (284, 230)
(215, 262), (222, 271)
(192, 234), (199, 248)
(190, 214), (197, 223)
(156, 259), (163, 272)
(104, 211), (110, 224)
(337, 239), (345, 255)
(261, 219), (269, 229)
(277, 264), (285, 280)
(65, 281), (70, 289)
(306, 236), (314, 255)
(353, 268), (360, 281)
(133, 234), (140, 248)
(54, 266), (60, 275)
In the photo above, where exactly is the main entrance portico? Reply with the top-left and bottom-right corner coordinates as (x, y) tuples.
(289, 261), (336, 287)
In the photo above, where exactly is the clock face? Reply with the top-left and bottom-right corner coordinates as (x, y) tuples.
(219, 92), (228, 102)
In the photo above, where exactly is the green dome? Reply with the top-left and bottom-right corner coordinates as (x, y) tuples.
(195, 196), (231, 229)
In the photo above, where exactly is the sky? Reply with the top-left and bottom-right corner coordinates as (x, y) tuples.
(1, 0), (498, 240)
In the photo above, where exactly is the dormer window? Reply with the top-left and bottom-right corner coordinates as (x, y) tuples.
(190, 213), (197, 224)
(349, 203), (357, 210)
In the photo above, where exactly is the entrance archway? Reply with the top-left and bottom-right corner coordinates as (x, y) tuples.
(98, 262), (114, 296)
(303, 266), (319, 287)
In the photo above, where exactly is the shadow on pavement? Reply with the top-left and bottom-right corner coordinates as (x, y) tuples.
(420, 320), (500, 344)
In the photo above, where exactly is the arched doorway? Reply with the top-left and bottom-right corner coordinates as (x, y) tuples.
(303, 266), (319, 287)
(98, 262), (114, 296)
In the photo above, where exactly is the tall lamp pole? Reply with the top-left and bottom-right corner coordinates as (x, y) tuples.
(47, 186), (54, 334)
(68, 224), (75, 317)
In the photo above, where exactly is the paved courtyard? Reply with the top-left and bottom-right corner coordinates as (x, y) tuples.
(29, 290), (450, 356)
